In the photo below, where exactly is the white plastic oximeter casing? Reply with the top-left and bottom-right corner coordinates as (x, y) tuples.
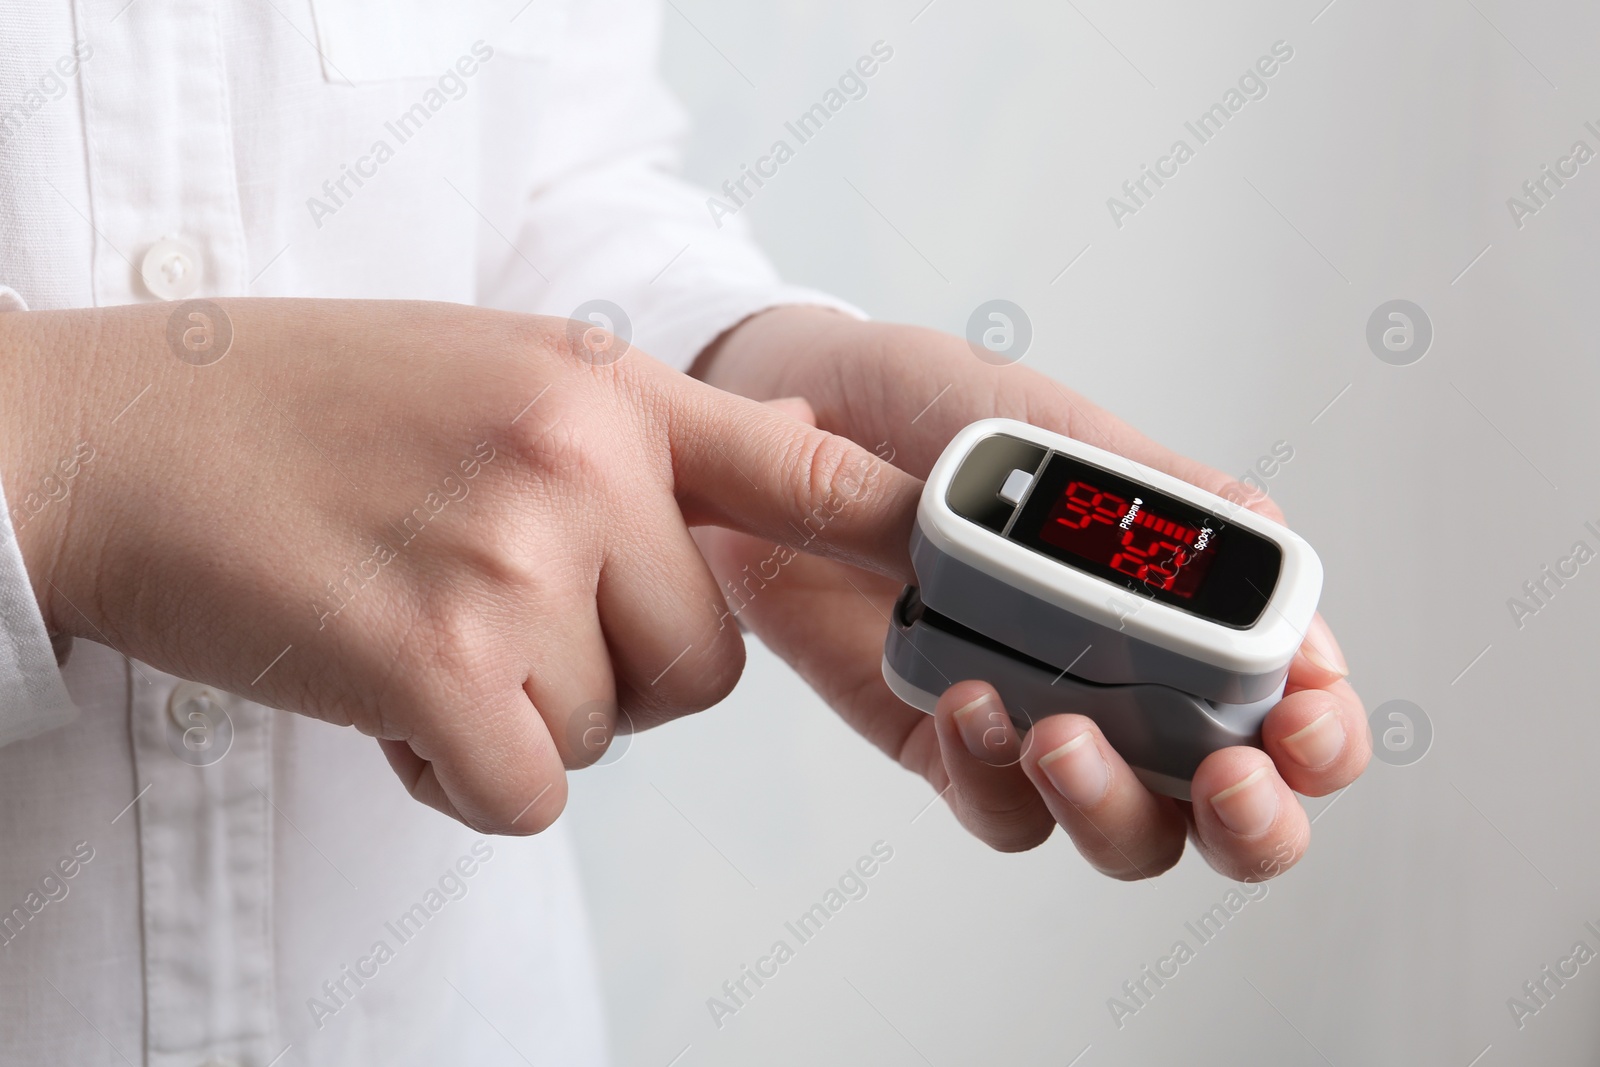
(880, 419), (1323, 799)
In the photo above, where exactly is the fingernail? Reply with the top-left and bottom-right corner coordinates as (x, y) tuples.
(1038, 732), (1110, 807)
(953, 693), (1017, 763)
(1282, 710), (1345, 770)
(1301, 617), (1348, 677)
(1208, 767), (1278, 837)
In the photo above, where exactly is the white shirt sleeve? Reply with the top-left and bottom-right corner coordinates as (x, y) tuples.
(478, 0), (865, 372)
(0, 284), (78, 747)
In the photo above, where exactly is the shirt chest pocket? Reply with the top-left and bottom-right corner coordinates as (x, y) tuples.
(307, 0), (569, 83)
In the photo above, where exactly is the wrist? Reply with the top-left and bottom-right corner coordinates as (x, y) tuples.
(690, 304), (861, 399)
(0, 306), (150, 637)
(1, 316), (72, 633)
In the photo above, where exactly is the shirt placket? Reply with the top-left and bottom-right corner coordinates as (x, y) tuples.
(128, 673), (276, 1067)
(75, 0), (249, 306)
(75, 1), (273, 1064)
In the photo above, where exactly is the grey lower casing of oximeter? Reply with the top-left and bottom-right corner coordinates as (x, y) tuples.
(882, 585), (1282, 801)
(910, 524), (1284, 706)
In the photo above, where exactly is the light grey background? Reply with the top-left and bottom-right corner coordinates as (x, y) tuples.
(567, 1), (1600, 1064)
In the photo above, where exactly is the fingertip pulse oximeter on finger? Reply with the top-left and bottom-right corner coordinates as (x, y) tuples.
(881, 419), (1323, 800)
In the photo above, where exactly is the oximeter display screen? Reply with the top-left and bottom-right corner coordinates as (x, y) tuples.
(1037, 479), (1218, 598)
(1010, 452), (1281, 627)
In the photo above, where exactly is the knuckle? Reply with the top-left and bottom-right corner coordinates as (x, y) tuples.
(783, 428), (872, 525)
(394, 598), (520, 709)
(497, 391), (656, 515)
(561, 698), (622, 770)
(464, 509), (588, 600)
(522, 312), (634, 370)
(516, 314), (583, 361)
(958, 796), (1054, 854)
(1093, 843), (1183, 881)
(500, 401), (590, 474)
(696, 627), (748, 706)
(417, 603), (495, 679)
(508, 785), (568, 836)
(556, 318), (606, 365)
(471, 781), (567, 837)
(627, 623), (746, 719)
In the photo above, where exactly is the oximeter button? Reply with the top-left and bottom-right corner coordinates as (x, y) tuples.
(998, 468), (1035, 506)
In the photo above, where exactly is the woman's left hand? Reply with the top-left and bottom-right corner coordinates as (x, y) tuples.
(692, 307), (1368, 881)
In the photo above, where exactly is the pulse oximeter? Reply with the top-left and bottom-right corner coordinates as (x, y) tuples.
(881, 419), (1323, 799)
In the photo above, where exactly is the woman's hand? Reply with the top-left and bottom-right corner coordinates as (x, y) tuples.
(0, 299), (924, 835)
(694, 307), (1368, 881)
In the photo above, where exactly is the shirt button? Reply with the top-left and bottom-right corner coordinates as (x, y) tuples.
(140, 236), (203, 301)
(168, 682), (226, 731)
(165, 681), (235, 766)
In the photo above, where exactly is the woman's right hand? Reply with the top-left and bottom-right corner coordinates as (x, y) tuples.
(0, 298), (923, 833)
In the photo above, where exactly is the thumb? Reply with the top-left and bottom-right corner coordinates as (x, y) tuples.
(670, 380), (920, 584)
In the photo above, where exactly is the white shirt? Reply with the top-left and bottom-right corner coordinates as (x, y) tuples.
(0, 2), (849, 1063)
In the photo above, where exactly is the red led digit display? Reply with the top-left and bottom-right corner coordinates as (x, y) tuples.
(1037, 479), (1217, 598)
(1003, 447), (1280, 627)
